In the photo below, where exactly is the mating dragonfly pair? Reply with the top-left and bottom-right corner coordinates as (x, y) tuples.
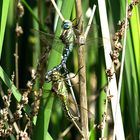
(31, 19), (97, 134)
(33, 19), (101, 120)
(44, 19), (86, 121)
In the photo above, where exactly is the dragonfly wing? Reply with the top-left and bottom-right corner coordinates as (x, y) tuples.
(31, 29), (64, 54)
(72, 21), (111, 48)
(85, 36), (112, 48)
(67, 94), (95, 120)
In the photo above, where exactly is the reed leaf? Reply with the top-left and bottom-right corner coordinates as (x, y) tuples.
(0, 0), (10, 59)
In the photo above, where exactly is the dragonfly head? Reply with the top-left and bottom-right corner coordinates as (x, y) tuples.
(62, 20), (72, 30)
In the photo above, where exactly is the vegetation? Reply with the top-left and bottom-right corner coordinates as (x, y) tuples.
(0, 0), (139, 140)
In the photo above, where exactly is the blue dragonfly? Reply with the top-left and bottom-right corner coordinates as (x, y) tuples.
(32, 20), (108, 82)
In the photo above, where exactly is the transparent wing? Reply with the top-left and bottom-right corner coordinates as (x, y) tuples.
(31, 27), (110, 53)
(31, 29), (64, 54)
(67, 93), (95, 120)
(73, 19), (111, 48)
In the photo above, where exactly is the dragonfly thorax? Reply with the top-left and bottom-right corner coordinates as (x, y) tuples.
(51, 71), (62, 82)
(60, 26), (76, 45)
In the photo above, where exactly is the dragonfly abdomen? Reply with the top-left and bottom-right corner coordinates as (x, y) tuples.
(45, 20), (75, 82)
(45, 44), (73, 82)
(59, 94), (79, 121)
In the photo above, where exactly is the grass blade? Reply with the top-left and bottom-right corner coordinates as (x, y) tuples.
(0, 66), (21, 101)
(0, 0), (10, 59)
(98, 0), (125, 139)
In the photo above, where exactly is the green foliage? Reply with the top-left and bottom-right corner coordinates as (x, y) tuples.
(0, 0), (10, 59)
(0, 0), (139, 140)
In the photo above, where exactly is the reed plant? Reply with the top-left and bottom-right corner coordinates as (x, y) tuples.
(0, 0), (139, 140)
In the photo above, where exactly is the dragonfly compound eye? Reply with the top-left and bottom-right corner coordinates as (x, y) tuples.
(63, 20), (72, 30)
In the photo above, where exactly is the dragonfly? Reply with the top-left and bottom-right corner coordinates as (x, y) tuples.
(45, 20), (77, 82)
(32, 20), (107, 82)
(45, 70), (95, 136)
(48, 71), (80, 121)
(20, 70), (95, 135)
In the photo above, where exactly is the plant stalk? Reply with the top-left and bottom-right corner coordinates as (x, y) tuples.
(75, 0), (89, 139)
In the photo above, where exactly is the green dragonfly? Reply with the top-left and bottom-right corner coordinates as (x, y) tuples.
(20, 71), (95, 136)
(49, 71), (79, 120)
(46, 70), (95, 136)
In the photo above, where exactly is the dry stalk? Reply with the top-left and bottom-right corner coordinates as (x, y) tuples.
(75, 0), (88, 139)
(14, 57), (44, 125)
(0, 89), (13, 137)
(0, 38), (48, 139)
(75, 1), (96, 140)
(0, 77), (20, 137)
(113, 1), (139, 140)
(14, 1), (24, 89)
(111, 0), (139, 71)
